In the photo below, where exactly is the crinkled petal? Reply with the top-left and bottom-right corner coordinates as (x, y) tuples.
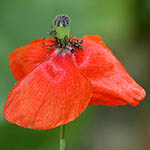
(74, 35), (146, 106)
(9, 38), (54, 81)
(4, 53), (92, 129)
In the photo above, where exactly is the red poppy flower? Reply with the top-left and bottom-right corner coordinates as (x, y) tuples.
(3, 15), (146, 130)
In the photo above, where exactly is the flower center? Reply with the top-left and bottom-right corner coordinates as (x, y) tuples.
(46, 14), (83, 55)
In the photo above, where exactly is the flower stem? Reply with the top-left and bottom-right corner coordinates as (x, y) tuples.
(60, 125), (66, 150)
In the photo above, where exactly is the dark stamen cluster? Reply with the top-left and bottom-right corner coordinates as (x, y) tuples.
(69, 39), (83, 54)
(44, 34), (83, 55)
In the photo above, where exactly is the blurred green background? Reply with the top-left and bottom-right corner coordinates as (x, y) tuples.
(0, 0), (149, 150)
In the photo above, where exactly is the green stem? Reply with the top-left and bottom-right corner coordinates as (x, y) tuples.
(60, 125), (66, 150)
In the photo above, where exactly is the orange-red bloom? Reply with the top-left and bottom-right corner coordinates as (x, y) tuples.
(3, 35), (146, 130)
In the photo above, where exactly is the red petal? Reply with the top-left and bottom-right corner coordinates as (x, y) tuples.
(74, 35), (146, 106)
(4, 53), (92, 129)
(9, 38), (54, 81)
